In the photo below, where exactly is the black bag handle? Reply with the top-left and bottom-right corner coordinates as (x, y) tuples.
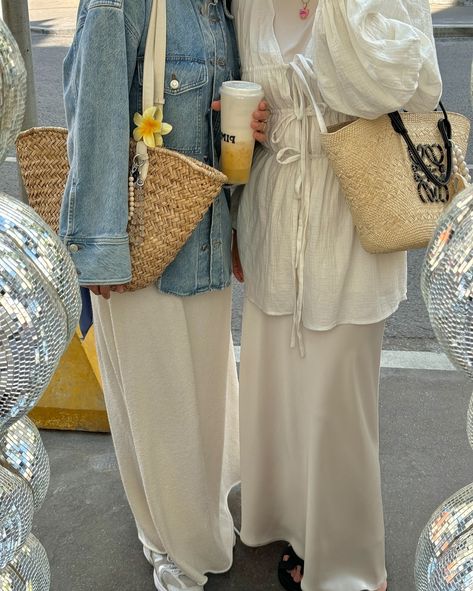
(388, 102), (453, 188)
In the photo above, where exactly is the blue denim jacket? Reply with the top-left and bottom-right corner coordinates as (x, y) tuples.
(61, 0), (239, 295)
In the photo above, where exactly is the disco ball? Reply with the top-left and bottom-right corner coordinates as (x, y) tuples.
(468, 393), (473, 452)
(0, 465), (34, 570)
(0, 193), (81, 340)
(0, 417), (50, 510)
(0, 191), (83, 431)
(415, 483), (473, 591)
(421, 185), (473, 379)
(427, 529), (473, 590)
(0, 235), (68, 431)
(0, 19), (27, 164)
(0, 534), (50, 591)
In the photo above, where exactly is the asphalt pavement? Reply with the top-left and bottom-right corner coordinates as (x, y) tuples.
(1, 3), (473, 591)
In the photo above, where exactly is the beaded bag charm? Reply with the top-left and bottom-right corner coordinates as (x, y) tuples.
(129, 106), (173, 246)
(452, 141), (472, 185)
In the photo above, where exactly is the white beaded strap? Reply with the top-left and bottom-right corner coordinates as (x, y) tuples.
(452, 142), (472, 185)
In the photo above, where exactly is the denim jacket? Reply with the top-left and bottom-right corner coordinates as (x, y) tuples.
(61, 0), (239, 295)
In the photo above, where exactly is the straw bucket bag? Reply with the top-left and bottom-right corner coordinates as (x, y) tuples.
(16, 0), (227, 291)
(293, 59), (471, 254)
(322, 106), (470, 254)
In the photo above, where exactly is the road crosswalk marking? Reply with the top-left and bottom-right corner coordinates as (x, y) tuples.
(233, 346), (457, 371)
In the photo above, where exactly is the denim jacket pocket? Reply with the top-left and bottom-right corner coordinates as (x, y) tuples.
(136, 58), (208, 155)
(163, 59), (208, 155)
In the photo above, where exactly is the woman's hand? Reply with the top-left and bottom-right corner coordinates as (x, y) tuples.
(232, 230), (244, 283)
(251, 100), (270, 143)
(211, 99), (270, 144)
(85, 285), (128, 299)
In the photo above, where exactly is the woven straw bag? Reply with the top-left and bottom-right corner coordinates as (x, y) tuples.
(292, 57), (471, 254)
(321, 109), (470, 253)
(16, 0), (227, 291)
(16, 127), (226, 291)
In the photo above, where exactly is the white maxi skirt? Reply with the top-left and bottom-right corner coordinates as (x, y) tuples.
(239, 299), (386, 591)
(92, 287), (240, 586)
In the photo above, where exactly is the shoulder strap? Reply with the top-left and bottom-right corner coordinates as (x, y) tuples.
(136, 0), (166, 181)
(142, 0), (166, 110)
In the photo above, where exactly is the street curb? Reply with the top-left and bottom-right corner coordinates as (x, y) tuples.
(30, 25), (76, 36)
(30, 23), (473, 38)
(433, 25), (473, 37)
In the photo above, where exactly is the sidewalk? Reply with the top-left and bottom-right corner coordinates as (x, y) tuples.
(34, 364), (473, 591)
(26, 0), (473, 37)
(432, 4), (473, 35)
(28, 0), (77, 36)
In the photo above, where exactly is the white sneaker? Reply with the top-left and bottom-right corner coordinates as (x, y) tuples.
(153, 557), (203, 591)
(143, 546), (173, 574)
(143, 546), (154, 566)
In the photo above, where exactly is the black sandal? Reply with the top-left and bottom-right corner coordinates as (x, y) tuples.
(278, 544), (305, 591)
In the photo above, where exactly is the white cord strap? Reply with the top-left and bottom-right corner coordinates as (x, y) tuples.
(136, 0), (167, 182)
(143, 0), (167, 110)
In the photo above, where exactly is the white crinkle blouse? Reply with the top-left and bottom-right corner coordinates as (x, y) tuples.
(232, 0), (442, 351)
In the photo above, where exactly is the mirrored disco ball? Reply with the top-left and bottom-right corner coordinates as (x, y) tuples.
(0, 19), (27, 164)
(0, 417), (50, 510)
(421, 185), (473, 379)
(0, 193), (81, 340)
(0, 534), (50, 591)
(468, 393), (473, 452)
(427, 529), (473, 590)
(0, 465), (34, 570)
(0, 237), (68, 432)
(415, 483), (473, 591)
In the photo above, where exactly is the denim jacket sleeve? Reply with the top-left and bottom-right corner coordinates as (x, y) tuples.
(60, 1), (140, 285)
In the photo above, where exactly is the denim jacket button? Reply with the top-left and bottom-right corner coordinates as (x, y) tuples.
(68, 244), (80, 253)
(170, 78), (180, 90)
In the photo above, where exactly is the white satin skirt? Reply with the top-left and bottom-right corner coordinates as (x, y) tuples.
(92, 287), (240, 586)
(239, 299), (386, 591)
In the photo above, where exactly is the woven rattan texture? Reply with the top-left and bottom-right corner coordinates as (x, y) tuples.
(16, 128), (226, 290)
(321, 112), (470, 254)
(16, 128), (68, 234)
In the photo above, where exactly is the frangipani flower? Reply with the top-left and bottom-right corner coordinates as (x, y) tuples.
(133, 106), (172, 148)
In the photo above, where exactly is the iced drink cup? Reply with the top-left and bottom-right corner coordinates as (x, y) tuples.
(220, 81), (264, 185)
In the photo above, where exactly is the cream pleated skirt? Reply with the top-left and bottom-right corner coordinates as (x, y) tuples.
(239, 299), (386, 591)
(92, 287), (240, 586)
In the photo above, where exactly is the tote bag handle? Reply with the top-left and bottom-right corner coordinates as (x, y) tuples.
(388, 103), (453, 188)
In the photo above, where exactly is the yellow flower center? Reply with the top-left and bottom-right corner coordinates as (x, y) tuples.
(141, 117), (161, 136)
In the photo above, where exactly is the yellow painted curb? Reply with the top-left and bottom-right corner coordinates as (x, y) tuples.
(29, 327), (110, 433)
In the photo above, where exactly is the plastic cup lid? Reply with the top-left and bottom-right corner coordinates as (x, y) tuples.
(221, 81), (264, 97)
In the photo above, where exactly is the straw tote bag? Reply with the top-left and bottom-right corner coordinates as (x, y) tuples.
(293, 59), (471, 254)
(16, 0), (227, 291)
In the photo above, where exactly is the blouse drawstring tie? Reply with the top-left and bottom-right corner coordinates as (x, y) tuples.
(270, 55), (328, 356)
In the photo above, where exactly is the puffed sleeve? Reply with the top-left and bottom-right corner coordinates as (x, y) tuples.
(313, 0), (443, 119)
